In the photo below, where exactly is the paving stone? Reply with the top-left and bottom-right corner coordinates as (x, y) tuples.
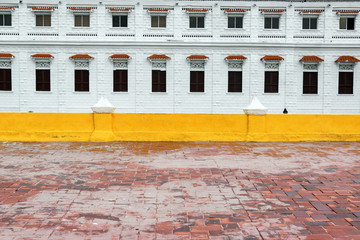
(0, 141), (359, 239)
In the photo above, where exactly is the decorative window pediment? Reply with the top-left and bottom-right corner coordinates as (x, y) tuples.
(300, 56), (323, 71)
(224, 9), (247, 15)
(31, 7), (55, 13)
(148, 54), (170, 70)
(187, 55), (208, 70)
(261, 9), (285, 16)
(261, 55), (283, 70)
(299, 10), (323, 15)
(110, 54), (130, 70)
(336, 10), (359, 16)
(0, 6), (15, 12)
(69, 7), (94, 13)
(0, 53), (14, 69)
(147, 8), (169, 16)
(186, 8), (209, 16)
(31, 54), (53, 69)
(70, 54), (93, 70)
(108, 7), (132, 16)
(225, 55), (246, 69)
(339, 63), (355, 71)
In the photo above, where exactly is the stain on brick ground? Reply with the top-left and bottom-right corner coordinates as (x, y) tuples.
(0, 141), (359, 239)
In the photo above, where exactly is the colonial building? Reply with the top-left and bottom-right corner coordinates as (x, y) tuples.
(0, 0), (359, 114)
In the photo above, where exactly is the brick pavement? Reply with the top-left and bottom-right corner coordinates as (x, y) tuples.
(0, 142), (359, 239)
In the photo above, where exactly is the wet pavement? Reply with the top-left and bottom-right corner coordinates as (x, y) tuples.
(0, 141), (359, 240)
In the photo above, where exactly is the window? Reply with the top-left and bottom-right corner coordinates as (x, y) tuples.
(228, 71), (242, 92)
(339, 72), (353, 94)
(151, 16), (166, 28)
(189, 16), (204, 28)
(36, 14), (51, 26)
(302, 17), (317, 29)
(36, 70), (50, 91)
(113, 70), (128, 92)
(0, 69), (11, 91)
(112, 15), (127, 27)
(190, 71), (204, 92)
(340, 17), (355, 30)
(152, 70), (166, 92)
(303, 72), (318, 94)
(264, 17), (279, 29)
(264, 71), (278, 93)
(0, 14), (11, 26)
(74, 15), (90, 27)
(228, 16), (243, 28)
(75, 70), (89, 92)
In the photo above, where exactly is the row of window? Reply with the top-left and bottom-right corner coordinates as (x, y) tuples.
(0, 69), (354, 95)
(0, 12), (357, 30)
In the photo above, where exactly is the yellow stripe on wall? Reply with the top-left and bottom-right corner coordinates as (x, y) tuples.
(0, 113), (359, 141)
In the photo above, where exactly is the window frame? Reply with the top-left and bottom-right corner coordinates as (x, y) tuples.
(228, 71), (242, 93)
(189, 16), (205, 29)
(74, 69), (89, 92)
(338, 71), (354, 94)
(74, 14), (90, 27)
(228, 16), (243, 29)
(302, 72), (318, 94)
(36, 69), (51, 92)
(302, 17), (318, 30)
(151, 15), (166, 28)
(264, 16), (280, 29)
(113, 69), (128, 92)
(0, 13), (11, 27)
(152, 70), (166, 92)
(190, 71), (205, 93)
(35, 14), (51, 27)
(112, 15), (128, 28)
(264, 71), (279, 93)
(0, 68), (11, 91)
(339, 17), (355, 30)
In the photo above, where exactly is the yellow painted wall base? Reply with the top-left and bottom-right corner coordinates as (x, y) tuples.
(0, 113), (359, 141)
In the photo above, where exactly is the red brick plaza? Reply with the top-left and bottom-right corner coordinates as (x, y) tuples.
(0, 141), (359, 239)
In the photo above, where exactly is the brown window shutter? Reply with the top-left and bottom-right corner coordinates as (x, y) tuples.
(44, 15), (51, 26)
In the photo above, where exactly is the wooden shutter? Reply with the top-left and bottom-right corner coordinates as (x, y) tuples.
(0, 69), (11, 91)
(339, 72), (353, 94)
(36, 15), (43, 26)
(265, 71), (278, 93)
(44, 15), (51, 26)
(228, 71), (242, 92)
(190, 71), (204, 92)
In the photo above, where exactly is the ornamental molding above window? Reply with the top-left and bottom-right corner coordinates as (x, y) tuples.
(260, 9), (285, 15)
(31, 7), (56, 13)
(31, 54), (53, 69)
(339, 63), (355, 71)
(264, 62), (280, 70)
(70, 54), (93, 70)
(0, 53), (14, 69)
(335, 10), (359, 16)
(303, 63), (319, 71)
(298, 9), (324, 15)
(187, 55), (208, 70)
(0, 6), (15, 12)
(36, 61), (51, 69)
(110, 54), (130, 70)
(223, 9), (248, 15)
(68, 7), (95, 13)
(108, 7), (132, 14)
(147, 8), (170, 15)
(148, 54), (170, 70)
(0, 61), (11, 69)
(185, 8), (210, 15)
(225, 55), (246, 69)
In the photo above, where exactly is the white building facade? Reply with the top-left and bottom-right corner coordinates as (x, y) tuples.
(0, 0), (360, 114)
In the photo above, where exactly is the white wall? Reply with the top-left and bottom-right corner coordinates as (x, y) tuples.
(0, 0), (359, 114)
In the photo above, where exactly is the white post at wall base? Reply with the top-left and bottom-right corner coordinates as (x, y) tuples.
(243, 97), (268, 115)
(90, 97), (116, 141)
(243, 97), (268, 141)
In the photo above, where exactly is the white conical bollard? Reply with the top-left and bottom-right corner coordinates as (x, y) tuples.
(91, 97), (116, 113)
(243, 97), (268, 115)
